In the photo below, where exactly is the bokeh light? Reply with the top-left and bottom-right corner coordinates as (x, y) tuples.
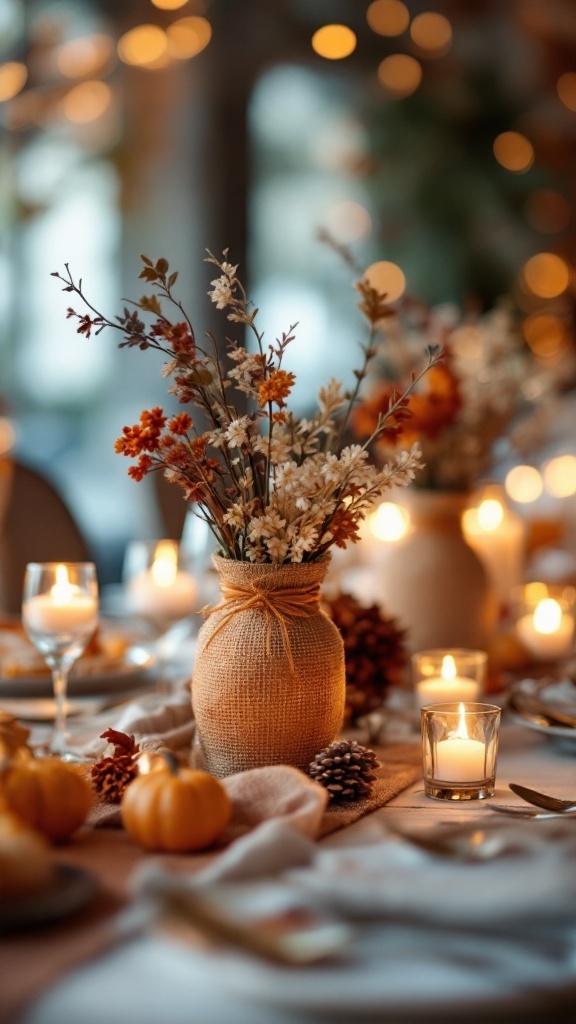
(505, 465), (543, 504)
(521, 252), (571, 298)
(368, 502), (410, 542)
(543, 455), (576, 498)
(61, 80), (112, 123)
(557, 72), (576, 112)
(311, 25), (357, 60)
(410, 12), (452, 56)
(167, 17), (212, 59)
(364, 260), (406, 302)
(118, 24), (168, 68)
(377, 54), (422, 97)
(524, 581), (550, 604)
(524, 190), (571, 234)
(522, 313), (567, 359)
(493, 131), (534, 173)
(56, 35), (115, 79)
(151, 0), (189, 9)
(366, 0), (409, 37)
(0, 61), (27, 102)
(324, 201), (372, 242)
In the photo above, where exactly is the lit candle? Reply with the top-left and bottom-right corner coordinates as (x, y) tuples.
(435, 703), (486, 782)
(415, 654), (480, 710)
(516, 597), (575, 661)
(23, 565), (98, 636)
(127, 541), (197, 623)
(462, 498), (525, 608)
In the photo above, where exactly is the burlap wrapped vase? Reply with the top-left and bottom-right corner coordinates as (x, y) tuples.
(192, 554), (345, 777)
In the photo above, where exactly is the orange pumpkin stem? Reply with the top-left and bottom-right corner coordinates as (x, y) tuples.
(159, 750), (180, 775)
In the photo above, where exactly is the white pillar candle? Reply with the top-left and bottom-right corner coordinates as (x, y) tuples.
(127, 543), (197, 622)
(23, 566), (97, 636)
(516, 598), (575, 661)
(435, 704), (486, 782)
(462, 498), (525, 608)
(415, 654), (480, 710)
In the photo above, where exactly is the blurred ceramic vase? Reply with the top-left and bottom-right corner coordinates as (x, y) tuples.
(374, 490), (498, 652)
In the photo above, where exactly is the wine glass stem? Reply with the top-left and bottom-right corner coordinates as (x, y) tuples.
(51, 662), (70, 755)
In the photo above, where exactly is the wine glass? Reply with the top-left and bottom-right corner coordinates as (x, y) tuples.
(122, 540), (197, 690)
(22, 562), (98, 759)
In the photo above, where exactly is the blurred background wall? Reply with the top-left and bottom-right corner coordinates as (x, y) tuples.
(1, 0), (575, 583)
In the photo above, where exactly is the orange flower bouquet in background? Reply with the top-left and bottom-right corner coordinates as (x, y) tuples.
(352, 299), (561, 492)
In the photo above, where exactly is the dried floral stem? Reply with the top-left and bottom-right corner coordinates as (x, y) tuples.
(54, 250), (438, 564)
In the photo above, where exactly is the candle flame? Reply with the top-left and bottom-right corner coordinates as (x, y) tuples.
(455, 702), (469, 740)
(151, 541), (178, 587)
(368, 502), (410, 542)
(50, 564), (76, 604)
(534, 597), (562, 635)
(441, 654), (457, 681)
(477, 498), (504, 532)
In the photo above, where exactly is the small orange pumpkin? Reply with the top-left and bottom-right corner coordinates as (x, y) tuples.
(0, 756), (93, 843)
(121, 753), (232, 852)
(0, 712), (31, 761)
(0, 811), (54, 900)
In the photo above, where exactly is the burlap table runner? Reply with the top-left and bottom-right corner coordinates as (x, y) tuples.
(0, 742), (421, 1024)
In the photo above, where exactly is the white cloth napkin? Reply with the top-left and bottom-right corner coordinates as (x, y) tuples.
(73, 689), (195, 759)
(123, 812), (576, 1021)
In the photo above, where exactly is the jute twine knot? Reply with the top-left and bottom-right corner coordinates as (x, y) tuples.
(201, 579), (322, 675)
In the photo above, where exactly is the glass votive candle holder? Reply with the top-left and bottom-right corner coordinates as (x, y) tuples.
(514, 583), (576, 662)
(412, 649), (487, 711)
(421, 702), (501, 800)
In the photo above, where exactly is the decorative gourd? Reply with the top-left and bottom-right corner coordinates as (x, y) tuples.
(0, 712), (31, 761)
(121, 753), (232, 852)
(0, 812), (54, 899)
(0, 756), (93, 843)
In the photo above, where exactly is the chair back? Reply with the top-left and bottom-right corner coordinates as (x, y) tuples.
(0, 461), (91, 615)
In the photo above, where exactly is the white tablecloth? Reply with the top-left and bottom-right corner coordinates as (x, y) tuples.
(21, 721), (576, 1024)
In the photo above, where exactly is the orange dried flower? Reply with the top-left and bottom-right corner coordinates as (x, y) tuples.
(257, 370), (296, 408)
(169, 413), (192, 435)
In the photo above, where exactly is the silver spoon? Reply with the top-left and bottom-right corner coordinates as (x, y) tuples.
(508, 782), (576, 813)
(508, 690), (576, 730)
(490, 804), (576, 819)
(386, 823), (514, 860)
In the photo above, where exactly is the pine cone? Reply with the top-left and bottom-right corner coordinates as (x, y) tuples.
(307, 739), (380, 803)
(90, 729), (140, 805)
(325, 592), (407, 724)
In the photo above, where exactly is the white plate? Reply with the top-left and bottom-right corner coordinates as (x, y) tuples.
(0, 645), (157, 699)
(509, 677), (576, 749)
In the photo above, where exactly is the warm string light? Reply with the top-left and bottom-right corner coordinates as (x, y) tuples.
(311, 24), (357, 60)
(364, 260), (406, 302)
(493, 131), (534, 173)
(377, 53), (422, 98)
(409, 12), (452, 57)
(521, 253), (571, 299)
(324, 201), (372, 242)
(366, 0), (410, 38)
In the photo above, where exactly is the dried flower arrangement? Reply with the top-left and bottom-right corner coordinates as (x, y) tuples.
(53, 252), (439, 563)
(352, 298), (560, 492)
